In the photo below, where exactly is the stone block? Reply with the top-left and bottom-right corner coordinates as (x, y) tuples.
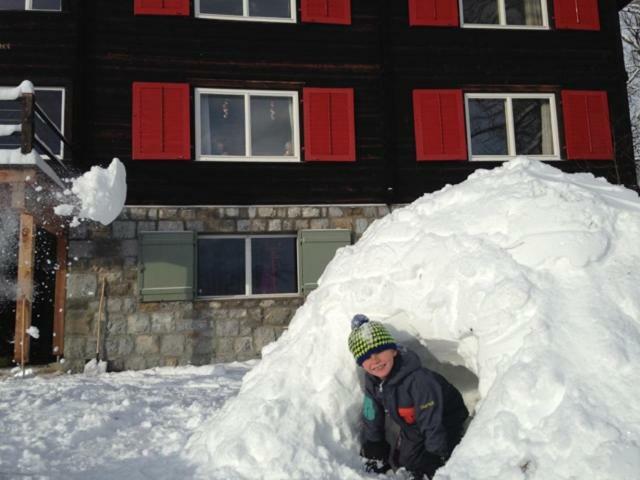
(68, 241), (94, 259)
(106, 314), (126, 335)
(128, 208), (148, 220)
(151, 312), (175, 333)
(328, 207), (344, 217)
(254, 326), (276, 352)
(137, 221), (157, 233)
(216, 337), (235, 356)
(135, 335), (160, 354)
(287, 207), (301, 218)
(124, 356), (147, 371)
(224, 207), (240, 217)
(267, 219), (282, 231)
(179, 209), (196, 220)
(248, 207), (257, 218)
(106, 298), (123, 313)
(237, 220), (250, 232)
(378, 206), (391, 216)
(216, 318), (239, 337)
(234, 337), (253, 355)
(294, 220), (310, 230)
(302, 207), (320, 218)
(147, 209), (158, 220)
(161, 334), (185, 356)
(251, 219), (267, 232)
(355, 218), (369, 235)
(330, 218), (353, 230)
(66, 274), (97, 299)
(65, 309), (92, 335)
(64, 335), (91, 359)
(128, 314), (151, 334)
(193, 336), (214, 355)
(282, 220), (295, 231)
(185, 221), (204, 232)
(112, 221), (136, 239)
(220, 220), (236, 232)
(68, 223), (89, 240)
(264, 307), (292, 326)
(158, 208), (178, 219)
(257, 207), (276, 218)
(163, 357), (179, 367)
(310, 219), (330, 229)
(158, 221), (184, 231)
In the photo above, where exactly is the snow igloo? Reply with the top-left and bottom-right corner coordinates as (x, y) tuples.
(186, 158), (640, 480)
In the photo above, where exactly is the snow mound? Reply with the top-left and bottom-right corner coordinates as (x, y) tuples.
(186, 158), (640, 480)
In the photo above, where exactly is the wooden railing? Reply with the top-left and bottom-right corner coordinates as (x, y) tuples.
(16, 92), (73, 175)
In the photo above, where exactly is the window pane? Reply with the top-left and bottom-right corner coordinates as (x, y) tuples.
(251, 237), (297, 294)
(513, 98), (554, 155)
(250, 96), (294, 156)
(463, 0), (498, 24)
(200, 94), (246, 156)
(198, 238), (246, 296)
(468, 98), (508, 156)
(505, 0), (543, 26)
(34, 89), (63, 157)
(200, 0), (243, 16)
(32, 0), (61, 11)
(249, 0), (291, 18)
(0, 0), (26, 10)
(0, 99), (22, 149)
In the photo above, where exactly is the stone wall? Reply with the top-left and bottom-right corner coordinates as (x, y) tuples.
(63, 204), (390, 372)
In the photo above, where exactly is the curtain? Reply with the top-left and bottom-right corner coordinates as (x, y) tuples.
(524, 0), (543, 26)
(540, 100), (553, 155)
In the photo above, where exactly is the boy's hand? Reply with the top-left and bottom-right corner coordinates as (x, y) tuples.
(365, 458), (391, 474)
(361, 440), (391, 474)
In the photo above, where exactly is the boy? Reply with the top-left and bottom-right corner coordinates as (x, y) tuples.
(348, 314), (469, 479)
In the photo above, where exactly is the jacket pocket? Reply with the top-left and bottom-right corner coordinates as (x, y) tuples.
(398, 406), (416, 425)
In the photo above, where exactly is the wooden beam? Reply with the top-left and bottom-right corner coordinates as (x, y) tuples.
(13, 213), (35, 365)
(0, 169), (35, 184)
(52, 234), (68, 357)
(21, 93), (34, 155)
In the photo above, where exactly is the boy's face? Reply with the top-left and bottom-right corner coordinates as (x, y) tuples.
(362, 348), (397, 379)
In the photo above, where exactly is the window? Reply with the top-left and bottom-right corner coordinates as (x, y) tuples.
(460, 0), (549, 28)
(196, 88), (300, 162)
(196, 0), (296, 22)
(197, 235), (298, 297)
(0, 87), (65, 158)
(465, 93), (559, 161)
(0, 0), (61, 11)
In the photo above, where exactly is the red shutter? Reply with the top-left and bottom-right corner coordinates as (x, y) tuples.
(303, 88), (356, 161)
(301, 0), (351, 25)
(553, 0), (599, 30)
(134, 0), (189, 16)
(409, 0), (459, 27)
(413, 89), (467, 161)
(561, 90), (613, 160)
(132, 82), (191, 160)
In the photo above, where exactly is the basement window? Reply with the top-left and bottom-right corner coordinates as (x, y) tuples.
(196, 0), (296, 23)
(197, 235), (298, 298)
(196, 88), (300, 162)
(464, 93), (560, 161)
(460, 0), (549, 29)
(0, 0), (61, 11)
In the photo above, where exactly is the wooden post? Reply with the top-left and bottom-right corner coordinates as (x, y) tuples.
(52, 233), (68, 357)
(20, 93), (34, 155)
(14, 213), (35, 365)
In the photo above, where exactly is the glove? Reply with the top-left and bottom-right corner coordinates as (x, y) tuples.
(408, 450), (445, 480)
(361, 440), (391, 474)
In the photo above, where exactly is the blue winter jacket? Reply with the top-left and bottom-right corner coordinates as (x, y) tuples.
(362, 347), (468, 459)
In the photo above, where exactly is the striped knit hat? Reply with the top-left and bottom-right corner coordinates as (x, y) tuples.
(348, 314), (397, 366)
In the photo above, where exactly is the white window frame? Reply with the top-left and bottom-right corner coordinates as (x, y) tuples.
(459, 0), (549, 30)
(0, 86), (65, 159)
(197, 234), (300, 299)
(464, 92), (560, 162)
(196, 87), (301, 163)
(195, 0), (297, 23)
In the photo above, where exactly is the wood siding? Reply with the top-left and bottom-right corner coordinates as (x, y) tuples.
(0, 0), (636, 205)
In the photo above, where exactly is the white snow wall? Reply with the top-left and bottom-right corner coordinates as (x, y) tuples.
(186, 158), (640, 480)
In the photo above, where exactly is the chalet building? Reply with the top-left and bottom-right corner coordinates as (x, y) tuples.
(0, 0), (637, 372)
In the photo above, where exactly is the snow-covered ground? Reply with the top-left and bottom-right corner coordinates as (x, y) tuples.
(1, 158), (639, 480)
(0, 362), (255, 479)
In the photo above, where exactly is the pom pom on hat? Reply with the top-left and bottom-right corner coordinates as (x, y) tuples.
(348, 314), (396, 366)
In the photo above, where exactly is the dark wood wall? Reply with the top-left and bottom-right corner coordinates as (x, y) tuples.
(0, 0), (637, 205)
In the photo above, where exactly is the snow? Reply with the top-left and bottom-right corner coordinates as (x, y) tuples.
(53, 158), (127, 226)
(0, 363), (254, 479)
(0, 124), (21, 136)
(0, 80), (34, 100)
(25, 326), (40, 339)
(185, 158), (640, 479)
(1, 158), (639, 480)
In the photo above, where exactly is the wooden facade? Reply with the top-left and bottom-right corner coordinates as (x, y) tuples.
(0, 0), (637, 206)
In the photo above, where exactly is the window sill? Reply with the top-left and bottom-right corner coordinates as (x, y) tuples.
(196, 292), (302, 301)
(461, 24), (549, 31)
(197, 156), (301, 163)
(196, 13), (296, 24)
(469, 156), (562, 162)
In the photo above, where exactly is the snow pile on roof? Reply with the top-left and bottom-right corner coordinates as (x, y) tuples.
(0, 80), (34, 101)
(54, 158), (127, 226)
(186, 158), (640, 480)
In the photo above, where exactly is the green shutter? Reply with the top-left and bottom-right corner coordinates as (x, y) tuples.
(138, 231), (196, 302)
(298, 229), (351, 294)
